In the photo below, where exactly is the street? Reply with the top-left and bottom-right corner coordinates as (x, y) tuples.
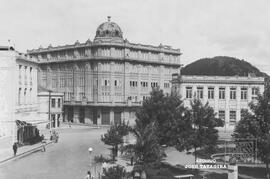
(0, 127), (109, 179)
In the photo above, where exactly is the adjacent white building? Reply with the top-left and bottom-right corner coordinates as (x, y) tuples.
(171, 74), (265, 132)
(0, 46), (44, 143)
(37, 86), (64, 128)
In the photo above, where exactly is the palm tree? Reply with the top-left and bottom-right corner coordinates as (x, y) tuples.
(127, 119), (164, 168)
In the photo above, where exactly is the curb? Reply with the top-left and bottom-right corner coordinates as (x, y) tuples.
(0, 141), (54, 165)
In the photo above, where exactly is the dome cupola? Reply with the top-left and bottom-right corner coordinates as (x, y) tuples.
(94, 16), (124, 43)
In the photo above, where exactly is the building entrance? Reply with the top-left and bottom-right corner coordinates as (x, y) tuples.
(79, 107), (85, 123)
(93, 110), (98, 125)
(101, 110), (110, 125)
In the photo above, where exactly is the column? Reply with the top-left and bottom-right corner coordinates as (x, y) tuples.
(97, 108), (101, 125)
(84, 107), (92, 124)
(225, 86), (230, 131)
(236, 86), (241, 124)
(124, 62), (130, 102)
(110, 62), (115, 103)
(110, 109), (114, 125)
(203, 85), (208, 104)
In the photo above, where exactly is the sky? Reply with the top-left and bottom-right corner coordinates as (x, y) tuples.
(1, 0), (270, 74)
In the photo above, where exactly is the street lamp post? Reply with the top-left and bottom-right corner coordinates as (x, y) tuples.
(88, 147), (93, 178)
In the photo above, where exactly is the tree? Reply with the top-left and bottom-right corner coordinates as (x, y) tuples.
(234, 85), (270, 177)
(129, 120), (164, 167)
(103, 165), (127, 179)
(101, 125), (123, 161)
(101, 121), (130, 161)
(175, 98), (224, 162)
(135, 88), (186, 146)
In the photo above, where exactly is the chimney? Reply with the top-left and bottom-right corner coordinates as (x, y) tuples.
(107, 16), (111, 22)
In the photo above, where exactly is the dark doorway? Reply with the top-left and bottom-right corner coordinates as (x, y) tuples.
(102, 110), (110, 125)
(67, 107), (74, 122)
(114, 111), (122, 125)
(79, 107), (85, 123)
(93, 109), (98, 125)
(52, 114), (56, 128)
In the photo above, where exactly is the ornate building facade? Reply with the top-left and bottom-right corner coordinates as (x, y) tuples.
(27, 17), (182, 125)
(171, 74), (265, 132)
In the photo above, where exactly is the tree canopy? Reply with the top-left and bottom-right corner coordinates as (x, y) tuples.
(234, 85), (270, 176)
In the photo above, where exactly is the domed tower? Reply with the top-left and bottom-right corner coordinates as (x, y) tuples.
(94, 16), (124, 43)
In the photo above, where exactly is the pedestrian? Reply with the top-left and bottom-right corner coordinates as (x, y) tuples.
(85, 171), (91, 179)
(42, 139), (46, 152)
(55, 132), (59, 143)
(12, 142), (18, 156)
(68, 120), (71, 128)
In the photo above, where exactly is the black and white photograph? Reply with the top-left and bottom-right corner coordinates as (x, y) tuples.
(0, 0), (270, 178)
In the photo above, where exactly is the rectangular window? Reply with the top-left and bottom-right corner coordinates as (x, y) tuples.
(52, 79), (58, 88)
(230, 87), (236, 100)
(24, 88), (27, 104)
(130, 81), (138, 87)
(229, 111), (236, 124)
(186, 87), (192, 99)
(252, 87), (259, 95)
(18, 88), (21, 105)
(19, 65), (22, 75)
(151, 82), (158, 88)
(58, 98), (61, 108)
(219, 88), (225, 99)
(219, 110), (225, 121)
(79, 92), (85, 100)
(252, 87), (259, 100)
(51, 99), (56, 108)
(164, 83), (170, 88)
(29, 88), (32, 104)
(197, 87), (203, 99)
(79, 76), (84, 87)
(241, 87), (248, 100)
(208, 87), (214, 99)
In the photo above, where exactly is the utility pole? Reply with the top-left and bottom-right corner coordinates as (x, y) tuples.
(48, 90), (52, 132)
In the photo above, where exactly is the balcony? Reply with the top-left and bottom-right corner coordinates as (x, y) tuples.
(63, 100), (142, 107)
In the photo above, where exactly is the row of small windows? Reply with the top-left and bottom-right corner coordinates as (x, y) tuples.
(18, 88), (32, 105)
(41, 65), (176, 76)
(51, 98), (62, 108)
(218, 110), (236, 124)
(218, 110), (247, 125)
(19, 65), (33, 82)
(51, 77), (170, 89)
(186, 87), (259, 100)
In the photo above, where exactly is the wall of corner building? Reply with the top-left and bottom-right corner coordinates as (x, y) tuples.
(176, 75), (265, 132)
(28, 43), (181, 125)
(0, 51), (17, 137)
(0, 50), (40, 139)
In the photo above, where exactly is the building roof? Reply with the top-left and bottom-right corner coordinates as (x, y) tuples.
(38, 85), (53, 93)
(172, 74), (265, 85)
(27, 17), (181, 55)
(0, 46), (14, 51)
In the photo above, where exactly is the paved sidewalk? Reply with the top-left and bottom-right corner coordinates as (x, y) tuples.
(0, 130), (52, 164)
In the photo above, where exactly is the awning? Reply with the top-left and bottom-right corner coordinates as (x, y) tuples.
(16, 120), (49, 128)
